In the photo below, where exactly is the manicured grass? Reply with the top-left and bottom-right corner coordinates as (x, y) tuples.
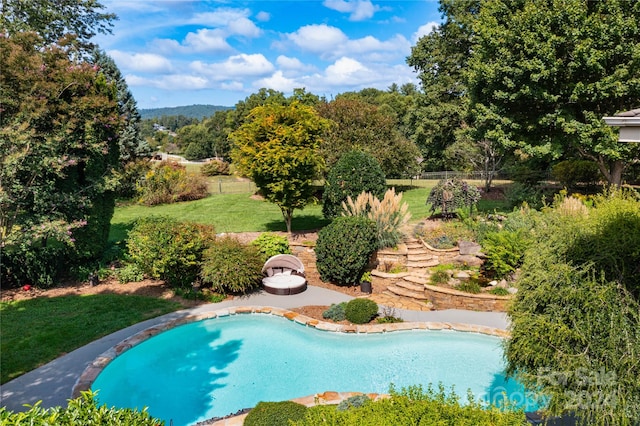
(110, 181), (513, 242)
(0, 295), (183, 384)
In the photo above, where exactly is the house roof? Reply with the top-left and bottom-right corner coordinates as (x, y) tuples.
(614, 109), (640, 117)
(603, 108), (640, 126)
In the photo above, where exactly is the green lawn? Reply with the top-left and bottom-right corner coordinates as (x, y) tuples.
(0, 295), (183, 384)
(111, 180), (511, 242)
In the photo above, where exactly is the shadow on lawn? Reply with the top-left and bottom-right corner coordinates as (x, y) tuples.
(264, 215), (329, 232)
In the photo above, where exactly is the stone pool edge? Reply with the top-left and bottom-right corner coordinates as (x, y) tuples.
(73, 305), (510, 423)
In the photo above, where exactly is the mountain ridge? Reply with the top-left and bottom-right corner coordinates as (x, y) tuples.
(139, 104), (233, 120)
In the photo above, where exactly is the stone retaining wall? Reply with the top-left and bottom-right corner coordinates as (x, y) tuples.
(424, 284), (510, 311)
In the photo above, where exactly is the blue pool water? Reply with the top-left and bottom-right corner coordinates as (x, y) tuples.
(92, 314), (536, 425)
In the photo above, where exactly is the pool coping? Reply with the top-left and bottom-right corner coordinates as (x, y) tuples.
(73, 305), (510, 424)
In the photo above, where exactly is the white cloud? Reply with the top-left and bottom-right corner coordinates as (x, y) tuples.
(256, 11), (270, 22)
(413, 21), (439, 42)
(324, 57), (372, 84)
(287, 24), (348, 54)
(109, 50), (173, 73)
(323, 0), (379, 21)
(190, 54), (275, 80)
(286, 25), (410, 60)
(125, 73), (210, 90)
(276, 55), (315, 72)
(189, 9), (252, 26)
(227, 17), (262, 38)
(183, 28), (232, 52)
(254, 71), (299, 92)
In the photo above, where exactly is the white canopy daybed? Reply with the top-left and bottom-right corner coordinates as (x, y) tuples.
(261, 254), (307, 295)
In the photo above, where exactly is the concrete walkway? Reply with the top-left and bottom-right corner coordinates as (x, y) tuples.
(0, 285), (508, 413)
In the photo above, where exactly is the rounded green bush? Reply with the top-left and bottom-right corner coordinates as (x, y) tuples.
(345, 298), (379, 324)
(200, 237), (263, 294)
(322, 150), (386, 219)
(126, 216), (216, 287)
(336, 394), (370, 411)
(315, 216), (378, 286)
(244, 401), (307, 426)
(250, 232), (291, 262)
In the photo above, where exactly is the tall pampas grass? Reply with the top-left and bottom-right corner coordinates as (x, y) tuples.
(341, 188), (411, 249)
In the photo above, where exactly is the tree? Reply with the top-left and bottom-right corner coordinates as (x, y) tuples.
(1, 33), (121, 285)
(505, 193), (640, 424)
(0, 0), (117, 54)
(229, 102), (332, 233)
(316, 97), (421, 178)
(92, 49), (150, 162)
(406, 0), (479, 172)
(467, 0), (640, 186)
(322, 150), (387, 219)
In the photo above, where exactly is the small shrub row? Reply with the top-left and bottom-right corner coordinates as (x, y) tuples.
(322, 299), (379, 324)
(0, 391), (163, 425)
(124, 217), (266, 294)
(290, 385), (527, 425)
(244, 401), (307, 426)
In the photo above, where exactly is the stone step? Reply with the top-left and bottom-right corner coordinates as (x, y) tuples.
(405, 242), (423, 250)
(407, 253), (435, 262)
(394, 279), (425, 293)
(407, 259), (440, 268)
(404, 274), (430, 285)
(386, 285), (428, 301)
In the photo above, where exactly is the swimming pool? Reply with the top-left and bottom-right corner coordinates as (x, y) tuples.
(91, 313), (534, 426)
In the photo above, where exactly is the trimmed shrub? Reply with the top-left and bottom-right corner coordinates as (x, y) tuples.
(244, 401), (307, 426)
(137, 161), (209, 206)
(426, 177), (481, 218)
(322, 302), (347, 322)
(250, 232), (291, 262)
(315, 216), (378, 286)
(480, 230), (530, 279)
(201, 159), (231, 176)
(322, 150), (386, 219)
(551, 159), (600, 188)
(504, 182), (545, 210)
(345, 298), (378, 324)
(126, 216), (216, 287)
(342, 188), (411, 249)
(200, 237), (263, 294)
(0, 391), (162, 425)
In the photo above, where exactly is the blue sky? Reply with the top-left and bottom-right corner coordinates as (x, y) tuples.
(95, 1), (442, 109)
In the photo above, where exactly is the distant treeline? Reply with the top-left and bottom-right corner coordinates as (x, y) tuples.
(139, 104), (233, 120)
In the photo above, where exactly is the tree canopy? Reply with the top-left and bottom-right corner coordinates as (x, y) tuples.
(229, 102), (332, 233)
(1, 33), (121, 285)
(0, 0), (117, 53)
(467, 0), (640, 186)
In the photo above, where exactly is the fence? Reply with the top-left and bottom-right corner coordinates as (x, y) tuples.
(210, 179), (258, 194)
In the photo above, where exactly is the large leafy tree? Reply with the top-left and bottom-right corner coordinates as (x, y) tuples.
(467, 0), (640, 186)
(92, 49), (150, 163)
(1, 33), (121, 285)
(316, 97), (421, 178)
(0, 0), (116, 54)
(406, 0), (479, 172)
(229, 102), (332, 233)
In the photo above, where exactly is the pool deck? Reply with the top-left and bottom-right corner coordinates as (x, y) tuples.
(0, 285), (508, 413)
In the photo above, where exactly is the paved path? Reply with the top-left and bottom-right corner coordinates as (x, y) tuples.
(0, 285), (508, 413)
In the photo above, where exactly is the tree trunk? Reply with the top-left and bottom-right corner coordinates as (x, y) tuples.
(282, 207), (293, 234)
(594, 156), (625, 188)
